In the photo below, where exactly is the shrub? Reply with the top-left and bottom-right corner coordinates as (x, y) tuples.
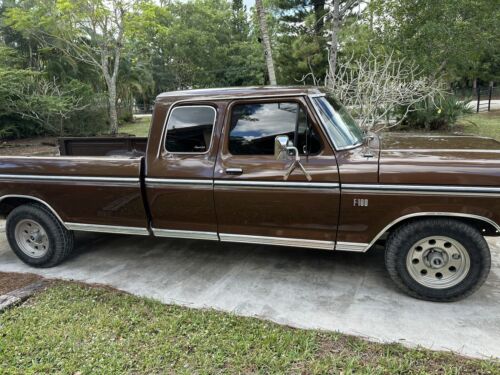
(399, 95), (473, 131)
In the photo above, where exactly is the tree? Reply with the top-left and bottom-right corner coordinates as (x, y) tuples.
(272, 0), (328, 85)
(255, 0), (277, 85)
(272, 0), (362, 85)
(327, 0), (362, 88)
(128, 0), (264, 94)
(0, 65), (90, 137)
(326, 52), (445, 130)
(372, 0), (499, 84)
(5, 0), (130, 134)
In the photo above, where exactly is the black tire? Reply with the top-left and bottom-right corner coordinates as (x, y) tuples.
(385, 218), (491, 302)
(6, 203), (74, 268)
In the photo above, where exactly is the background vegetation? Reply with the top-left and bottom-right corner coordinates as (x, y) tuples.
(0, 0), (498, 139)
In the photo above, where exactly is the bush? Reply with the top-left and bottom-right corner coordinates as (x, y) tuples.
(0, 116), (41, 139)
(0, 72), (108, 139)
(399, 95), (473, 131)
(60, 83), (108, 136)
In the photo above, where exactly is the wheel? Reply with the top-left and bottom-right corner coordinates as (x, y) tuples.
(385, 218), (491, 302)
(6, 203), (74, 268)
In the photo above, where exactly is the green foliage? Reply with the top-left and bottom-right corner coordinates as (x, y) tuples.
(272, 0), (328, 84)
(128, 0), (264, 94)
(371, 0), (500, 83)
(399, 95), (474, 131)
(0, 0), (498, 139)
(0, 47), (107, 139)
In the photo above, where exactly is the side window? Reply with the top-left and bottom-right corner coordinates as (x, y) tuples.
(165, 106), (216, 153)
(229, 102), (321, 155)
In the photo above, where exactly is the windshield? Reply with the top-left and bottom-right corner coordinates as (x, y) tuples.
(312, 95), (364, 149)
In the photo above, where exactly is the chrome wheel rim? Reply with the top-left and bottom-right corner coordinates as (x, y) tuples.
(406, 236), (470, 289)
(14, 219), (50, 258)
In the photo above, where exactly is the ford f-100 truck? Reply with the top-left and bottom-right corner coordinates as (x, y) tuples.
(1, 87), (499, 301)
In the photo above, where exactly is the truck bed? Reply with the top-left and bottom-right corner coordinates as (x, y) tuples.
(58, 136), (148, 157)
(0, 153), (149, 232)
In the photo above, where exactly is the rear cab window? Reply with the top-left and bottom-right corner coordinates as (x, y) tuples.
(165, 106), (216, 153)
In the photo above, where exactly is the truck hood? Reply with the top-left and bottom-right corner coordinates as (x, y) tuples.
(377, 133), (500, 186)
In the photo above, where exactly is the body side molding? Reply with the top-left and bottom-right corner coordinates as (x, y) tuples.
(65, 223), (149, 235)
(219, 233), (335, 250)
(342, 183), (500, 195)
(335, 241), (369, 252)
(152, 228), (219, 241)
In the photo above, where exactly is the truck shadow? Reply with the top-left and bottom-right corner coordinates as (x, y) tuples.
(71, 232), (397, 296)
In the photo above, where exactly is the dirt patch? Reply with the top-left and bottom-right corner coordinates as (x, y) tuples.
(316, 333), (494, 374)
(0, 272), (43, 295)
(0, 137), (58, 156)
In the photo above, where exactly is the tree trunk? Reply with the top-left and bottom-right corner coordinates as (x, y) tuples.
(108, 80), (118, 135)
(255, 0), (277, 85)
(329, 0), (340, 88)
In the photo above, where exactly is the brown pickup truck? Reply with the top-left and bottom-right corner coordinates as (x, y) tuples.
(1, 87), (499, 301)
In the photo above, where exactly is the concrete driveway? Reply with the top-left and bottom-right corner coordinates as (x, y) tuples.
(0, 229), (498, 360)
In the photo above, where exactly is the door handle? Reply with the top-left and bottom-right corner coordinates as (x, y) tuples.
(225, 168), (243, 175)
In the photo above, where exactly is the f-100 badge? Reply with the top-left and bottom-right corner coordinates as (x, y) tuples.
(353, 198), (369, 207)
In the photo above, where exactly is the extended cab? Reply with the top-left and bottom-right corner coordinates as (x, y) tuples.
(1, 87), (499, 301)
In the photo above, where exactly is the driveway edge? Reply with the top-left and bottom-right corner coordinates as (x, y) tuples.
(0, 280), (47, 311)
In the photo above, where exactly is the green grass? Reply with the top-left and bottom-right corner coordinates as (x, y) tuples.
(456, 110), (500, 141)
(0, 283), (498, 374)
(119, 116), (151, 137)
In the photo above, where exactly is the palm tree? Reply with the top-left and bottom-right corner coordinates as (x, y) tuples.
(255, 0), (277, 85)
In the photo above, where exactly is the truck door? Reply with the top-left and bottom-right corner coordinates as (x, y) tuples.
(145, 101), (225, 240)
(213, 97), (341, 249)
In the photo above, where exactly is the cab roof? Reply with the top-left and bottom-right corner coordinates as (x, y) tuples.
(156, 86), (324, 102)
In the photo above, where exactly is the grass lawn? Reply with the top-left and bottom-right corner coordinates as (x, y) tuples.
(455, 110), (500, 141)
(119, 116), (151, 137)
(0, 282), (498, 374)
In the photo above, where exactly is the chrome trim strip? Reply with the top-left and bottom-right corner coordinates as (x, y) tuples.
(335, 241), (369, 252)
(0, 156), (140, 161)
(386, 148), (500, 154)
(0, 194), (68, 229)
(219, 233), (335, 250)
(145, 178), (212, 186)
(214, 180), (339, 189)
(0, 174), (139, 184)
(152, 228), (219, 241)
(342, 184), (500, 195)
(364, 212), (500, 252)
(65, 223), (149, 235)
(157, 93), (309, 101)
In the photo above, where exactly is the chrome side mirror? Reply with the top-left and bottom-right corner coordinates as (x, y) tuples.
(274, 135), (290, 161)
(274, 135), (312, 181)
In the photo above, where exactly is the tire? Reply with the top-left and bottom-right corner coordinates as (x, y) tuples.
(385, 218), (491, 302)
(6, 203), (74, 268)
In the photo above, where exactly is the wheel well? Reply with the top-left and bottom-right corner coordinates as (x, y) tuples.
(0, 197), (34, 218)
(382, 215), (500, 240)
(0, 196), (65, 226)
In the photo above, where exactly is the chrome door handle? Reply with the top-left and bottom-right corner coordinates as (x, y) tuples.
(225, 168), (243, 175)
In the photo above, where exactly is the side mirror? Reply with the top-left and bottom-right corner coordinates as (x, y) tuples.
(274, 135), (290, 161)
(274, 135), (312, 181)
